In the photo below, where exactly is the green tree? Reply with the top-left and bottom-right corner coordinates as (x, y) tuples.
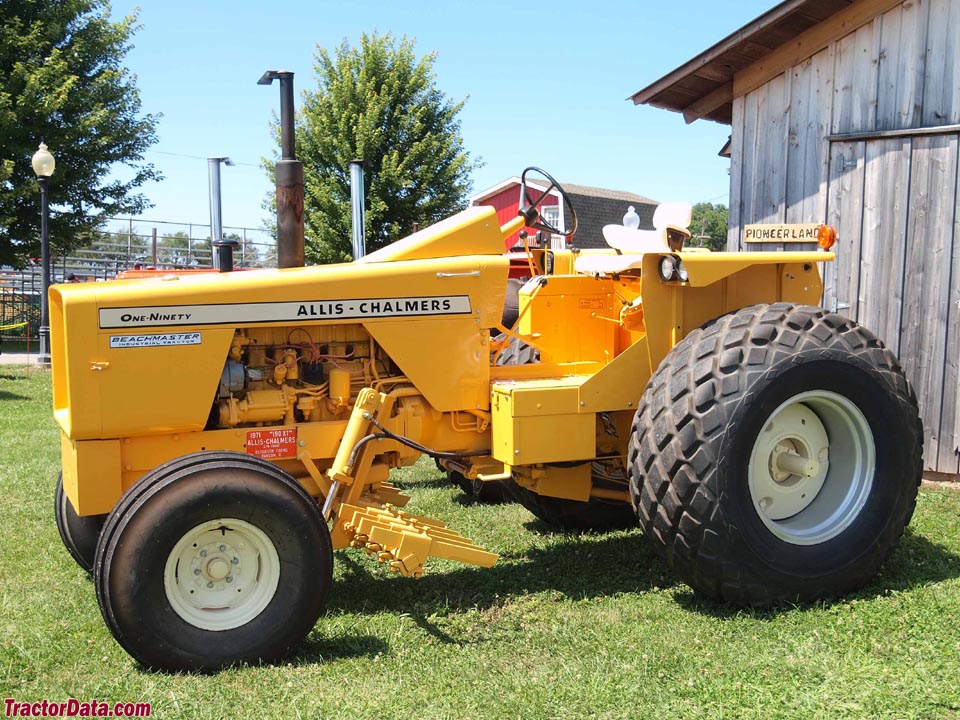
(689, 202), (729, 251)
(0, 0), (160, 267)
(275, 32), (478, 264)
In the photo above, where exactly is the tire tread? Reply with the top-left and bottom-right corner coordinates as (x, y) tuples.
(628, 303), (923, 605)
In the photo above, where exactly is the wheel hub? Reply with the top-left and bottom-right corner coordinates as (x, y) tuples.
(202, 553), (232, 581)
(164, 518), (280, 631)
(751, 403), (829, 520)
(747, 390), (876, 545)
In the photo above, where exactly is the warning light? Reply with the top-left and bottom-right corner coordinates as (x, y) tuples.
(818, 225), (837, 250)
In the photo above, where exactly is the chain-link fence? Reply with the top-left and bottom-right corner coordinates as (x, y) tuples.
(1, 217), (276, 342)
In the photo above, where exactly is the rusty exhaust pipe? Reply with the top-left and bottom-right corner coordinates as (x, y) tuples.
(259, 69), (305, 268)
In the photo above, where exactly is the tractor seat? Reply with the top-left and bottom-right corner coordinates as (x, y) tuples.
(574, 252), (647, 275)
(573, 202), (693, 275)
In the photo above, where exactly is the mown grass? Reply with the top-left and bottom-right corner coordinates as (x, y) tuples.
(1, 366), (959, 719)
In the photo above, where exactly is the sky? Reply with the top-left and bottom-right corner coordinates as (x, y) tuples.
(107, 0), (775, 238)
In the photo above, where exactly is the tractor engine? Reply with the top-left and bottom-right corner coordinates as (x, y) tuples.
(213, 326), (387, 430)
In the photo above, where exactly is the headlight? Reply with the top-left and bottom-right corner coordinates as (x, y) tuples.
(658, 255), (688, 283)
(658, 256), (677, 281)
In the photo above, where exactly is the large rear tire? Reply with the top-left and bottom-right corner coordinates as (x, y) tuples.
(94, 451), (332, 671)
(629, 304), (922, 605)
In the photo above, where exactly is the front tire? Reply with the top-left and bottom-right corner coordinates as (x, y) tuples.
(94, 452), (332, 671)
(629, 304), (922, 605)
(55, 473), (106, 573)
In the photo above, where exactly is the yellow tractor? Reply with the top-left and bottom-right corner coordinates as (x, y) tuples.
(51, 165), (921, 671)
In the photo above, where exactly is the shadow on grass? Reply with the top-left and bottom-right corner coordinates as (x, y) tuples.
(403, 475), (455, 491)
(129, 633), (389, 674)
(295, 633), (389, 664)
(0, 389), (30, 400)
(672, 529), (960, 619)
(328, 529), (674, 621)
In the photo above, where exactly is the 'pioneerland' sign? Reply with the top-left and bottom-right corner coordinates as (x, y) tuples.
(743, 223), (821, 243)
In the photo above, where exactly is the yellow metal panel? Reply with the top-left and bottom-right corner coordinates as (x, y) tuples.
(532, 464), (592, 501)
(680, 282), (727, 338)
(518, 275), (616, 364)
(491, 384), (594, 464)
(510, 384), (580, 417)
(578, 337), (653, 412)
(726, 264), (779, 310)
(491, 387), (513, 463)
(118, 422), (350, 494)
(53, 251), (509, 437)
(97, 329), (235, 437)
(640, 255), (681, 375)
(71, 256), (509, 333)
(367, 318), (489, 412)
(641, 254), (829, 373)
(61, 433), (122, 515)
(50, 287), (102, 439)
(358, 206), (505, 263)
(678, 250), (833, 287)
(511, 414), (594, 465)
(780, 262), (824, 305)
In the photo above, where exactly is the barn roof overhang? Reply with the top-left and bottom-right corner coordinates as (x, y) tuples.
(630, 0), (884, 125)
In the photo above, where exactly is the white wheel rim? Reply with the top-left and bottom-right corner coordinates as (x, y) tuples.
(164, 518), (280, 631)
(747, 390), (875, 545)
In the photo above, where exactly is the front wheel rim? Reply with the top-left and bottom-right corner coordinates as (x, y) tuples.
(748, 390), (875, 545)
(164, 518), (280, 631)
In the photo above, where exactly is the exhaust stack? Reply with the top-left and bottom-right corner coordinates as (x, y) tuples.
(259, 69), (305, 268)
(207, 156), (234, 269)
(350, 160), (366, 260)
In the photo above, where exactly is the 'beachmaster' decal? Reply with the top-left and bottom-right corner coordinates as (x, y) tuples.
(110, 332), (202, 348)
(99, 295), (473, 329)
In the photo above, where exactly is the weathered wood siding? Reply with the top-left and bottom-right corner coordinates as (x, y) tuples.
(728, 0), (960, 473)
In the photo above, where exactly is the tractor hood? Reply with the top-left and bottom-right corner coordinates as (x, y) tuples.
(50, 206), (510, 441)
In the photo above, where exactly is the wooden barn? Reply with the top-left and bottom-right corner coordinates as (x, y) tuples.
(471, 178), (658, 250)
(632, 0), (960, 475)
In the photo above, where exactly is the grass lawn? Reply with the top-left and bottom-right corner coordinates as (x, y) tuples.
(2, 366), (959, 719)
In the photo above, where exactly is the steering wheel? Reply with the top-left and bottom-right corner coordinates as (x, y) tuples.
(518, 167), (578, 238)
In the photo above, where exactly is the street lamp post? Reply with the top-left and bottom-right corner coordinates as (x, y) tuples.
(31, 142), (55, 366)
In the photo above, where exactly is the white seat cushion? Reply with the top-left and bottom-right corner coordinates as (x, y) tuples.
(601, 225), (671, 254)
(574, 253), (646, 275)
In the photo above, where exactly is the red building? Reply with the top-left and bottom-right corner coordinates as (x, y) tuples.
(470, 177), (658, 251)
